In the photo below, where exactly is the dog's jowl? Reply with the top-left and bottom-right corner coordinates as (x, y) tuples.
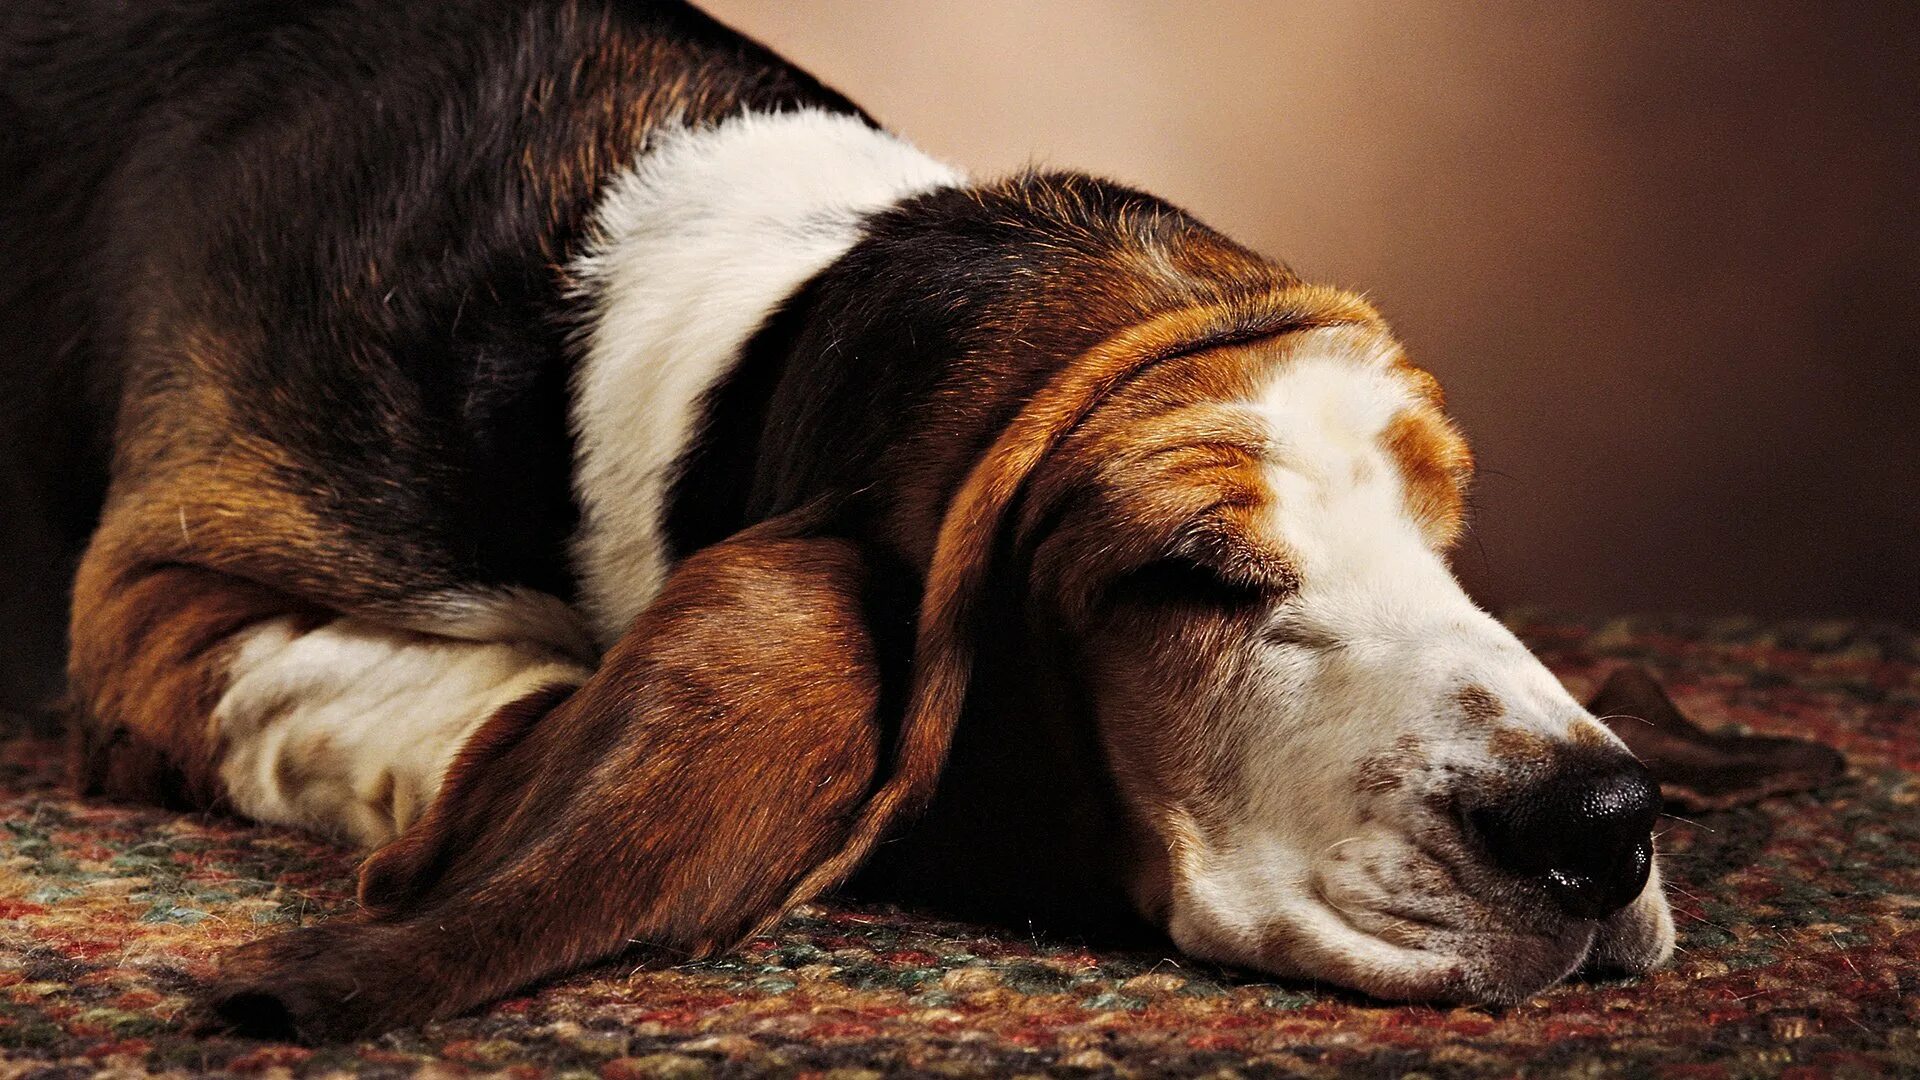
(1, 0), (1672, 1039)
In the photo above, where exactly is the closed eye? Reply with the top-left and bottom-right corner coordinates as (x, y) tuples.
(1105, 556), (1268, 612)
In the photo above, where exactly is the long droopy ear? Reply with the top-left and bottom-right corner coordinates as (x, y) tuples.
(769, 289), (1377, 912)
(206, 293), (1342, 1041)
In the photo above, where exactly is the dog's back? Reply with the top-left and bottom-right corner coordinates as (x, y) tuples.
(1, 0), (410, 713)
(0, 0), (855, 715)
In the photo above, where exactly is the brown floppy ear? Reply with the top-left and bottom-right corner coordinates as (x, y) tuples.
(767, 290), (1374, 913)
(207, 510), (894, 1040)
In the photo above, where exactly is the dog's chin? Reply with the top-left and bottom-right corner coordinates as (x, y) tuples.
(1167, 866), (1675, 1006)
(1585, 869), (1678, 975)
(1170, 903), (1596, 1006)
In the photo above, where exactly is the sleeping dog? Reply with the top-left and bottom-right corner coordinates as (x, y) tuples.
(1, 0), (1673, 1040)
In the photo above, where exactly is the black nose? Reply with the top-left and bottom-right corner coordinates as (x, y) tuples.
(1468, 753), (1661, 920)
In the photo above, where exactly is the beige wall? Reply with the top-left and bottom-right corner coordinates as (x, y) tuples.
(702, 0), (1919, 623)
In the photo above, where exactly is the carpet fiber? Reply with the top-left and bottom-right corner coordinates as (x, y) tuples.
(3, 616), (1917, 1078)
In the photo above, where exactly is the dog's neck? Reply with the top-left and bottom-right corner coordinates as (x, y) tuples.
(567, 109), (962, 647)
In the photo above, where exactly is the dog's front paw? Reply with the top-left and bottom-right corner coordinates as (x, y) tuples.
(201, 920), (424, 1043)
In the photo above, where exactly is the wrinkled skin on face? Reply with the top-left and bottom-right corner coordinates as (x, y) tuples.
(1028, 325), (1674, 1004)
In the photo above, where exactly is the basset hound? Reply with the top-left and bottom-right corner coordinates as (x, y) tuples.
(2, 0), (1674, 1041)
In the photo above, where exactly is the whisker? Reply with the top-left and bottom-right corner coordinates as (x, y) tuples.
(1659, 812), (1717, 833)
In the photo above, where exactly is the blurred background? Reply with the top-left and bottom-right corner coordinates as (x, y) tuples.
(705, 0), (1918, 624)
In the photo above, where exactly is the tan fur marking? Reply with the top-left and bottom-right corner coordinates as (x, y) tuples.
(67, 551), (324, 810)
(1383, 404), (1472, 547)
(1488, 726), (1553, 766)
(1356, 758), (1402, 792)
(1357, 734), (1426, 794)
(1455, 685), (1506, 726)
(1568, 721), (1615, 749)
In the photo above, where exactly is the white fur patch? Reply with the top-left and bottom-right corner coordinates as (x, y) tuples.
(214, 618), (590, 848)
(1151, 328), (1668, 999)
(569, 109), (962, 646)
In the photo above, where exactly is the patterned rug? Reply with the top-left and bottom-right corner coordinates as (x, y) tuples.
(3, 616), (1917, 1078)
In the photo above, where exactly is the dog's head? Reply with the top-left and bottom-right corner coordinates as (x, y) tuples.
(834, 284), (1674, 1003)
(991, 316), (1674, 1002)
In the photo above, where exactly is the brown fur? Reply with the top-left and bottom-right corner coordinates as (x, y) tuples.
(1487, 726), (1554, 766)
(1455, 685), (1507, 726)
(1384, 405), (1473, 547)
(66, 551), (326, 811)
(1357, 735), (1428, 795)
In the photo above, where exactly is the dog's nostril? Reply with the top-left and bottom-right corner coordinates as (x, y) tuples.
(1468, 754), (1661, 920)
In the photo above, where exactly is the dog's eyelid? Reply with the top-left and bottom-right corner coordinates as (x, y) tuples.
(1104, 553), (1270, 612)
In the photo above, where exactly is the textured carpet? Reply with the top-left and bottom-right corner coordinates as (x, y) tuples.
(2, 616), (1917, 1078)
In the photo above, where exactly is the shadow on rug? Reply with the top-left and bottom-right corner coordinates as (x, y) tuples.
(3, 616), (1917, 1078)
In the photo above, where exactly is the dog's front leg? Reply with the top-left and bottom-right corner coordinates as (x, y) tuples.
(205, 531), (889, 1041)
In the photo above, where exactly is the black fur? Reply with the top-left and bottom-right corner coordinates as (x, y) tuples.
(0, 0), (857, 708)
